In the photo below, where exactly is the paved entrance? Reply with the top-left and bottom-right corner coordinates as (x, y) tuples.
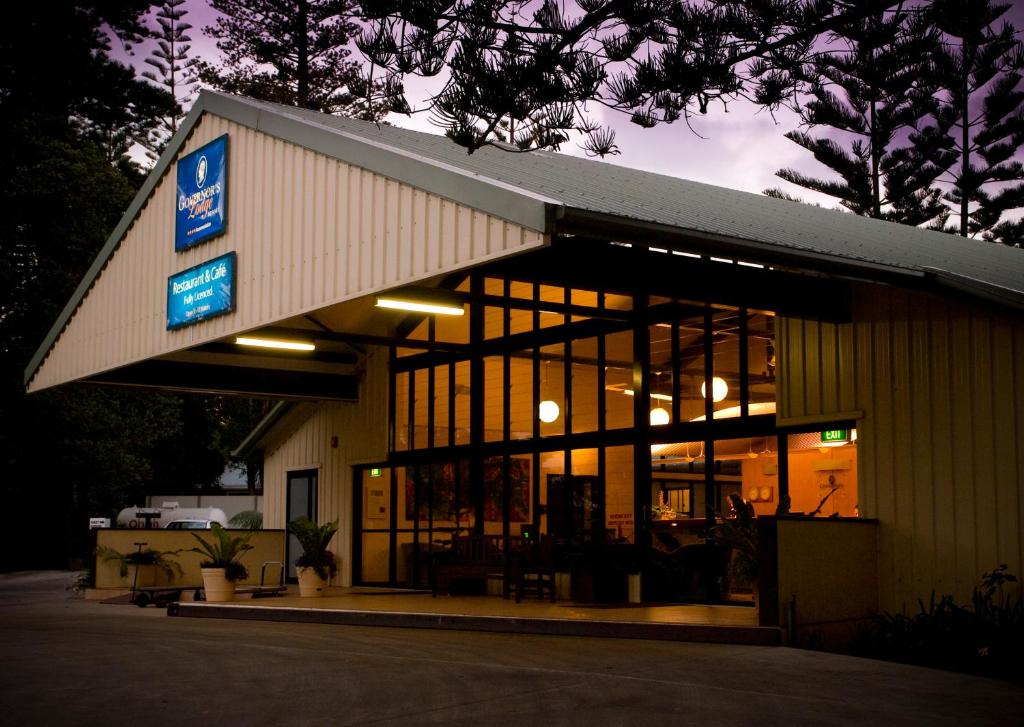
(169, 587), (777, 645)
(3, 572), (1023, 727)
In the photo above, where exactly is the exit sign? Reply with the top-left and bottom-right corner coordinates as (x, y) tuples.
(369, 468), (383, 478)
(821, 429), (849, 443)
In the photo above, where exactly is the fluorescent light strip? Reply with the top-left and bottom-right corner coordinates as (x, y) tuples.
(672, 251), (701, 258)
(376, 298), (465, 316)
(235, 336), (315, 352)
(737, 261), (765, 269)
(709, 256), (734, 264)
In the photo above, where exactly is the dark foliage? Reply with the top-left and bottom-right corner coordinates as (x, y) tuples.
(856, 565), (1024, 680)
(201, 0), (385, 119)
(141, 0), (200, 158)
(353, 1), (880, 153)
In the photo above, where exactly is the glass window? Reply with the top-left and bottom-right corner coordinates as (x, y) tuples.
(748, 312), (777, 415)
(648, 323), (673, 427)
(711, 308), (742, 419)
(484, 306), (504, 340)
(433, 364), (450, 448)
(539, 343), (565, 437)
(571, 337), (599, 434)
(606, 445), (635, 543)
(394, 371), (409, 451)
(676, 311), (707, 423)
(508, 350), (534, 440)
(453, 360), (471, 445)
(413, 368), (429, 449)
(604, 330), (634, 430)
(484, 356), (505, 442)
(786, 430), (858, 517)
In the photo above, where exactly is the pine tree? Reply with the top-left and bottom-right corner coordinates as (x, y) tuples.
(141, 0), (199, 159)
(354, 1), (881, 153)
(767, 6), (946, 226)
(914, 0), (1024, 242)
(200, 0), (384, 119)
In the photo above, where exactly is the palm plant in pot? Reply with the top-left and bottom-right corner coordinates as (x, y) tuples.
(288, 517), (338, 597)
(189, 524), (254, 602)
(97, 545), (183, 589)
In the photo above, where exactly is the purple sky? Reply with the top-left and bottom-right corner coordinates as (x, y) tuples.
(112, 1), (1024, 213)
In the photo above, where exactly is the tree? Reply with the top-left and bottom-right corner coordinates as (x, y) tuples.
(352, 1), (884, 153)
(767, 5), (948, 227)
(912, 0), (1024, 242)
(200, 0), (385, 119)
(141, 0), (200, 158)
(1, 4), (269, 570)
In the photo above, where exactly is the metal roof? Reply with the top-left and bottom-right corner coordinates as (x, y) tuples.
(24, 90), (1024, 386)
(236, 94), (1023, 307)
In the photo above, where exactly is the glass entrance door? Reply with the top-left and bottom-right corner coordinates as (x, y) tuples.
(286, 469), (317, 580)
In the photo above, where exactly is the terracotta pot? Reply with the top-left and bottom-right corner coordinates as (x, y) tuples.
(200, 568), (236, 602)
(297, 567), (328, 597)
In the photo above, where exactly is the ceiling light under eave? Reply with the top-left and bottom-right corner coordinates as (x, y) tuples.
(375, 295), (465, 316)
(235, 336), (315, 352)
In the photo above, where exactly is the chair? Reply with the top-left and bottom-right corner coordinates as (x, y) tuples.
(507, 533), (556, 603)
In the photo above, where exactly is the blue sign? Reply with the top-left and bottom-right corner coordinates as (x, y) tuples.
(175, 135), (228, 251)
(167, 253), (236, 330)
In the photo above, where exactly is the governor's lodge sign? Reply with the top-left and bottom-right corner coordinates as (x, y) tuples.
(175, 135), (228, 251)
(167, 253), (237, 330)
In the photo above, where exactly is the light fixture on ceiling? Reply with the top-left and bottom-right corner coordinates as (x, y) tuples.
(747, 439), (759, 459)
(235, 336), (315, 352)
(375, 287), (465, 316)
(650, 407), (670, 426)
(539, 360), (560, 423)
(539, 400), (561, 423)
(701, 376), (729, 402)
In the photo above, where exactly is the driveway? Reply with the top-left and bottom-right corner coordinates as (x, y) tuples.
(1, 571), (1021, 726)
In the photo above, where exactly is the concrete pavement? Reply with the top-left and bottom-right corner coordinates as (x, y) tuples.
(0, 571), (1021, 726)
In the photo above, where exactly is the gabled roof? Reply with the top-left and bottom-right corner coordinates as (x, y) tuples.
(229, 94), (1023, 307)
(26, 90), (1024, 386)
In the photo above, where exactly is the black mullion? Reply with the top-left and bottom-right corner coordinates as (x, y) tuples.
(777, 432), (789, 508)
(532, 283), (541, 537)
(703, 306), (715, 524)
(427, 318), (436, 560)
(448, 362), (456, 449)
(503, 279), (512, 548)
(632, 277), (650, 554)
(388, 466), (398, 584)
(388, 346), (397, 453)
(352, 467), (363, 585)
(408, 365), (416, 451)
(739, 308), (749, 418)
(470, 273), (485, 534)
(671, 315), (681, 425)
(563, 286), (572, 480)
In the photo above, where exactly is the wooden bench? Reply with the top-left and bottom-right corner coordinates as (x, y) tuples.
(431, 535), (508, 596)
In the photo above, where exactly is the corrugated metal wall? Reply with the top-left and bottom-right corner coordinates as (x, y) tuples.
(262, 349), (389, 586)
(29, 115), (546, 391)
(778, 284), (1024, 611)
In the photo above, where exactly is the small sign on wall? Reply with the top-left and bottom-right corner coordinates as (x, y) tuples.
(167, 252), (237, 330)
(176, 135), (228, 251)
(366, 487), (387, 520)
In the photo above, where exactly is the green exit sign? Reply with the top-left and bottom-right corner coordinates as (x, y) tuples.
(369, 467), (383, 478)
(821, 429), (849, 443)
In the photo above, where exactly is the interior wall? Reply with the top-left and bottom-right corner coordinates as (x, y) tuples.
(779, 285), (1024, 611)
(262, 348), (389, 585)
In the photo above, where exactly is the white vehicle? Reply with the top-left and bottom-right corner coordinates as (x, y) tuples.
(116, 503), (228, 529)
(165, 519), (216, 530)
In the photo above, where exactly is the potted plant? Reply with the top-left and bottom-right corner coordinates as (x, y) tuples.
(189, 524), (254, 602)
(97, 545), (183, 589)
(288, 517), (338, 597)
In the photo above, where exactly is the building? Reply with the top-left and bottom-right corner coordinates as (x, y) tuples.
(27, 91), (1024, 631)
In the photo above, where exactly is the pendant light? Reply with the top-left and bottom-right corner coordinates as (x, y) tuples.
(538, 360), (560, 423)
